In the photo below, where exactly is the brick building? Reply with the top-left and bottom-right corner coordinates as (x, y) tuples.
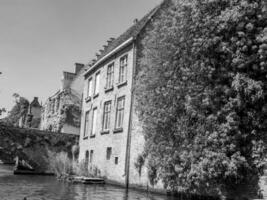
(79, 1), (170, 191)
(40, 63), (86, 135)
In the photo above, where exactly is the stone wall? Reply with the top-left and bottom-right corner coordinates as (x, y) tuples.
(41, 90), (81, 134)
(79, 45), (134, 185)
(127, 1), (169, 193)
(41, 64), (86, 135)
(0, 123), (78, 173)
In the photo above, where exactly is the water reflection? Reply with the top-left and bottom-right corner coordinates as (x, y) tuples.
(0, 164), (175, 200)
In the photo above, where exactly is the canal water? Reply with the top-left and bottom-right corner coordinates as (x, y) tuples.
(0, 164), (176, 200)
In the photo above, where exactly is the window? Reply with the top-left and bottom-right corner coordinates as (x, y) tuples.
(102, 101), (111, 130)
(119, 55), (127, 83)
(115, 96), (125, 129)
(84, 111), (90, 138)
(87, 78), (93, 97)
(94, 72), (100, 95)
(106, 63), (114, 89)
(85, 150), (89, 165)
(90, 150), (94, 163)
(106, 147), (112, 160)
(56, 96), (60, 111)
(91, 108), (97, 136)
(115, 157), (119, 165)
(51, 99), (55, 114)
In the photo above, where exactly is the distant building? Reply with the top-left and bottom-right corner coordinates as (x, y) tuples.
(40, 63), (86, 134)
(79, 1), (170, 191)
(19, 97), (42, 129)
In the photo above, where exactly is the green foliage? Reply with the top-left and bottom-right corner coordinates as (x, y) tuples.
(2, 93), (29, 126)
(48, 151), (73, 177)
(59, 104), (81, 129)
(136, 0), (267, 197)
(134, 154), (145, 176)
(48, 151), (97, 178)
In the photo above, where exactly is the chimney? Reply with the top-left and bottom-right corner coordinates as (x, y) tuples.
(75, 63), (84, 74)
(103, 45), (108, 50)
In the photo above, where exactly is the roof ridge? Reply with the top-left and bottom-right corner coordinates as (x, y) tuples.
(87, 1), (164, 68)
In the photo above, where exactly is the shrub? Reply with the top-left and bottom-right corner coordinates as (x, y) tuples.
(47, 151), (98, 178)
(47, 151), (73, 177)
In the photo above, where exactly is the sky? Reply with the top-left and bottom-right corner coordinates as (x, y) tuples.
(0, 0), (162, 117)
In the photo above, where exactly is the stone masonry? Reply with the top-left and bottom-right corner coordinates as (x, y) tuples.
(41, 63), (86, 135)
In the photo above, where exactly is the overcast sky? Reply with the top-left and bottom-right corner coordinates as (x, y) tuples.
(0, 0), (161, 116)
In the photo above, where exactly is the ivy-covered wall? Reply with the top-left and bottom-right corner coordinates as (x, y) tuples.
(41, 89), (81, 135)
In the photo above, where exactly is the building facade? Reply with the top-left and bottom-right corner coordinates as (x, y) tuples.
(40, 63), (86, 135)
(79, 1), (170, 191)
(19, 97), (42, 129)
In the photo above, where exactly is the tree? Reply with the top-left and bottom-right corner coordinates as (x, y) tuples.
(135, 0), (267, 198)
(0, 108), (6, 116)
(2, 93), (29, 126)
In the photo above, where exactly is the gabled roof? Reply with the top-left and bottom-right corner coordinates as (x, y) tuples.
(83, 0), (171, 76)
(95, 5), (161, 63)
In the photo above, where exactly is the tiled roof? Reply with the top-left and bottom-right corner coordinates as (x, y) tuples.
(93, 4), (161, 64)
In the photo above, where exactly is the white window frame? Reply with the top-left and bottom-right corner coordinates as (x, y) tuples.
(119, 55), (128, 83)
(94, 72), (100, 95)
(106, 63), (114, 89)
(91, 107), (97, 136)
(87, 77), (93, 97)
(102, 101), (111, 131)
(115, 96), (125, 129)
(83, 111), (90, 138)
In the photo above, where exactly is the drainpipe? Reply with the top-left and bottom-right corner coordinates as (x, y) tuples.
(125, 41), (137, 188)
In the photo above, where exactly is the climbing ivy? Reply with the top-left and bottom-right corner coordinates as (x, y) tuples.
(135, 0), (267, 197)
(59, 104), (81, 130)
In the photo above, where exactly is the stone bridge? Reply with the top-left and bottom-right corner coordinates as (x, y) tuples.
(0, 123), (79, 173)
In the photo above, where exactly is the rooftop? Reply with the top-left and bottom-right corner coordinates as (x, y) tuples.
(84, 2), (164, 74)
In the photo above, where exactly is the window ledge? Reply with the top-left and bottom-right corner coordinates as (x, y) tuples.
(93, 93), (99, 99)
(104, 86), (114, 93)
(90, 135), (96, 139)
(85, 96), (91, 103)
(100, 130), (110, 135)
(113, 128), (123, 134)
(117, 81), (127, 88)
(83, 136), (88, 140)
